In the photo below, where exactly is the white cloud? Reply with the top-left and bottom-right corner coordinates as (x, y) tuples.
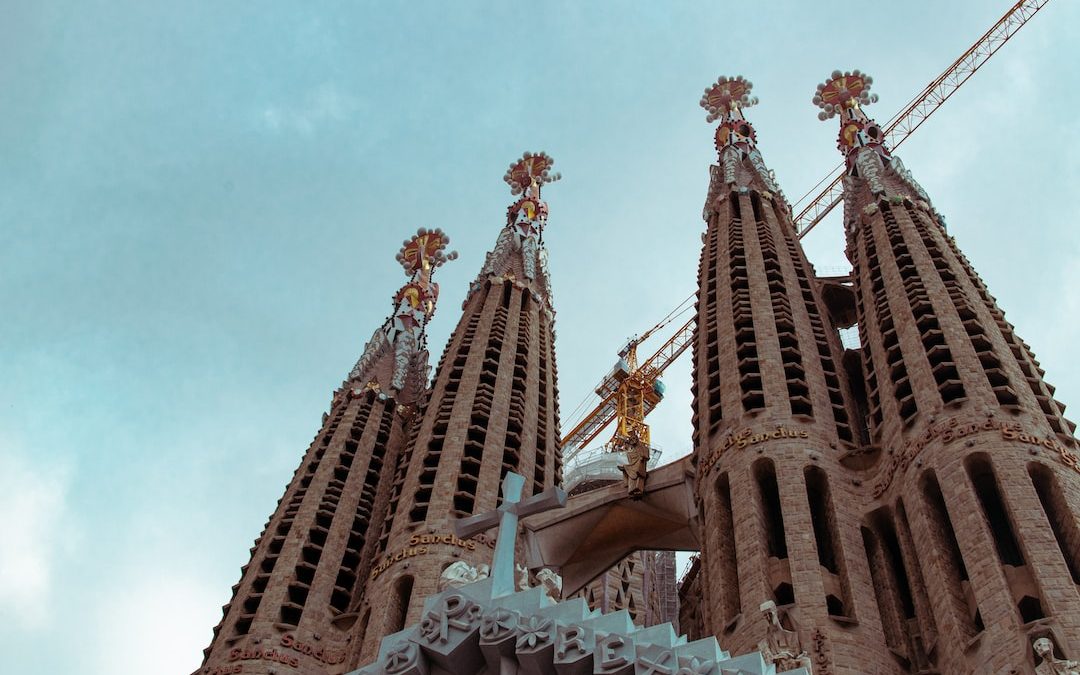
(94, 571), (221, 675)
(259, 82), (358, 135)
(0, 446), (75, 629)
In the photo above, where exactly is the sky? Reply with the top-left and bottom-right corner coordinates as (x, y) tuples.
(1, 1), (1078, 673)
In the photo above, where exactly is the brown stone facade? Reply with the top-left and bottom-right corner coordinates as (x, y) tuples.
(197, 354), (424, 675)
(197, 90), (1080, 675)
(196, 233), (452, 675)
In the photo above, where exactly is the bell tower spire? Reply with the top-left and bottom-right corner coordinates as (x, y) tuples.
(348, 228), (457, 403)
(197, 232), (455, 675)
(351, 153), (564, 667)
(690, 76), (876, 673)
(700, 75), (780, 196)
(816, 68), (1080, 671)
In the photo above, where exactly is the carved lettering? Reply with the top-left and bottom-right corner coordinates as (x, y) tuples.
(556, 625), (587, 659)
(700, 426), (810, 475)
(419, 594), (482, 645)
(640, 648), (676, 675)
(597, 633), (629, 669)
(226, 646), (300, 668)
(279, 633), (346, 665)
(871, 416), (1024, 497)
(371, 531), (492, 579)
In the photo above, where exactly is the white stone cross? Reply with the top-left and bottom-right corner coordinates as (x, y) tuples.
(454, 472), (566, 598)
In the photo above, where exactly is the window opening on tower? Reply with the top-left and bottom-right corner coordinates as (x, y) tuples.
(389, 575), (414, 634)
(1029, 462), (1080, 584)
(965, 454), (1046, 624)
(919, 469), (981, 636)
(714, 473), (741, 626)
(754, 458), (788, 563)
(805, 466), (854, 620)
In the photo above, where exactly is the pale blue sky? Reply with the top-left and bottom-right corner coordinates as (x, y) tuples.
(1, 2), (1078, 673)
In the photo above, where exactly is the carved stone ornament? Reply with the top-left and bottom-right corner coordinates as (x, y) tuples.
(419, 593), (484, 646)
(699, 75), (785, 197)
(616, 428), (651, 497)
(536, 567), (563, 603)
(349, 229), (456, 395)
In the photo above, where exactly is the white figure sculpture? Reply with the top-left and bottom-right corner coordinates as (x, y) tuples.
(536, 568), (563, 603)
(438, 561), (490, 592)
(758, 600), (813, 673)
(1035, 637), (1080, 675)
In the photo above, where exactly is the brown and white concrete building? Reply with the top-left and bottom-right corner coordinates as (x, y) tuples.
(689, 76), (890, 674)
(196, 230), (457, 675)
(197, 75), (1080, 675)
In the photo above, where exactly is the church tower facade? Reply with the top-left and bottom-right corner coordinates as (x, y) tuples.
(690, 77), (895, 673)
(351, 153), (563, 666)
(815, 69), (1080, 672)
(197, 231), (456, 675)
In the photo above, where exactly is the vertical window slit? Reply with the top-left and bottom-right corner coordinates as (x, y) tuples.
(715, 473), (741, 622)
(389, 575), (414, 634)
(755, 459), (788, 560)
(1029, 463), (1080, 584)
(805, 466), (854, 619)
(920, 470), (981, 635)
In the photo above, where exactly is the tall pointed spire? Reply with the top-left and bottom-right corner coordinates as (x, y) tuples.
(198, 232), (455, 675)
(813, 69), (931, 231)
(691, 75), (873, 674)
(815, 70), (1080, 670)
(700, 76), (783, 201)
(352, 154), (563, 666)
(470, 152), (560, 309)
(348, 228), (457, 403)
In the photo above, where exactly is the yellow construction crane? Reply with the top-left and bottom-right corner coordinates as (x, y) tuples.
(560, 307), (695, 468)
(560, 0), (1051, 472)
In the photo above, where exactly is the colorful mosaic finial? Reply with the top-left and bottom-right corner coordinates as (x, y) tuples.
(812, 69), (878, 121)
(701, 76), (763, 154)
(811, 69), (889, 163)
(699, 75), (781, 199)
(503, 152), (561, 196)
(700, 75), (758, 123)
(348, 229), (456, 394)
(395, 228), (458, 277)
(811, 70), (931, 212)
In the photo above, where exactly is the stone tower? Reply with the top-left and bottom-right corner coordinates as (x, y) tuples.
(814, 69), (1080, 673)
(691, 76), (893, 673)
(196, 230), (456, 675)
(351, 152), (563, 666)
